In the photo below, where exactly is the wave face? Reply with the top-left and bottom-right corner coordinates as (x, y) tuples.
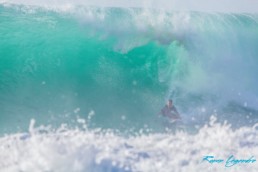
(1, 4), (258, 134)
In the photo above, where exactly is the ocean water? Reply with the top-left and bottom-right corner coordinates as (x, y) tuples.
(0, 2), (258, 172)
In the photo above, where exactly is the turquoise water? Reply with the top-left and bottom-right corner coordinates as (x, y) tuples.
(1, 3), (258, 172)
(1, 5), (258, 134)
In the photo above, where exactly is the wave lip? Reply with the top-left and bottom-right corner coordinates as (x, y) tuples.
(1, 0), (258, 13)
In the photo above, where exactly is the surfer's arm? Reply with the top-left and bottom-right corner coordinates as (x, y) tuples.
(172, 107), (181, 119)
(159, 106), (166, 116)
(159, 108), (165, 116)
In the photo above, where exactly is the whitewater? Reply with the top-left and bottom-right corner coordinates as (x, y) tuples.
(0, 1), (258, 172)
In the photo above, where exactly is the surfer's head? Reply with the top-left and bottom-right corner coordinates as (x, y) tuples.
(167, 99), (173, 108)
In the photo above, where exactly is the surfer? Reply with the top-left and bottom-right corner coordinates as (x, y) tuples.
(160, 99), (181, 120)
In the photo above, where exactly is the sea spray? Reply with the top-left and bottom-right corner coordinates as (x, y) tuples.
(0, 116), (257, 172)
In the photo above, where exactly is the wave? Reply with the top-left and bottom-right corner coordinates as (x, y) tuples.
(1, 4), (258, 172)
(0, 5), (258, 134)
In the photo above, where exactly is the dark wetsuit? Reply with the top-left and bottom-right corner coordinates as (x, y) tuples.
(160, 105), (180, 119)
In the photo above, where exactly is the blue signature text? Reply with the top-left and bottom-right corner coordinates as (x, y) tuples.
(202, 155), (256, 167)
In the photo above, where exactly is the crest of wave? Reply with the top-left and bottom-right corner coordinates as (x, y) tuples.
(1, 0), (258, 13)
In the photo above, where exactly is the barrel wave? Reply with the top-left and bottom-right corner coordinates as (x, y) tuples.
(1, 5), (258, 132)
(1, 3), (258, 172)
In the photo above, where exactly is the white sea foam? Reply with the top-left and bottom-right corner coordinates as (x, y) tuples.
(0, 118), (257, 172)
